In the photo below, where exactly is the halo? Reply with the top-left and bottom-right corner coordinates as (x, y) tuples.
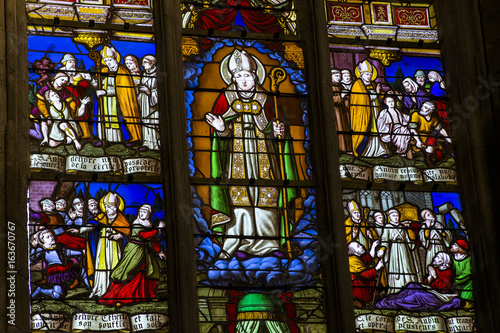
(220, 50), (266, 86)
(99, 192), (126, 213)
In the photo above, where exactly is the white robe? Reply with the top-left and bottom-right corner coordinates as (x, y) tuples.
(377, 108), (411, 154)
(381, 224), (419, 294)
(137, 68), (160, 150)
(219, 114), (280, 259)
(89, 223), (123, 298)
(419, 222), (453, 269)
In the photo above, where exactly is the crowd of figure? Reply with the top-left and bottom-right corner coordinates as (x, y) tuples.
(29, 192), (166, 306)
(30, 47), (159, 152)
(332, 59), (451, 167)
(345, 200), (473, 312)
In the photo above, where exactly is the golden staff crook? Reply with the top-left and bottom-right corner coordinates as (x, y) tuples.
(270, 67), (293, 258)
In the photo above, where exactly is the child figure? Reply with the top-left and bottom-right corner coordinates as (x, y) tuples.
(41, 89), (90, 151)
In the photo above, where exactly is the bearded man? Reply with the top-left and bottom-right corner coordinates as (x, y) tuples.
(348, 240), (384, 308)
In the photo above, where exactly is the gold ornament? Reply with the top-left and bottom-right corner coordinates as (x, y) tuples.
(369, 48), (401, 66)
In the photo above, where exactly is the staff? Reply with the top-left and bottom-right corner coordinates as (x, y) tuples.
(89, 50), (106, 144)
(270, 67), (293, 258)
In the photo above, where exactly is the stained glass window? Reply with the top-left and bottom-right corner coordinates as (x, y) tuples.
(182, 2), (328, 330)
(27, 1), (169, 331)
(327, 1), (477, 331)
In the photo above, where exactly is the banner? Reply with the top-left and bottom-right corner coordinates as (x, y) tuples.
(355, 314), (394, 332)
(340, 164), (372, 181)
(32, 313), (169, 332)
(30, 154), (161, 175)
(340, 164), (456, 184)
(31, 313), (71, 332)
(355, 314), (475, 333)
(447, 317), (475, 333)
(395, 315), (447, 332)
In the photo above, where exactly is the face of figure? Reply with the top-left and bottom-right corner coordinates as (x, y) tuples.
(74, 202), (84, 214)
(41, 232), (56, 249)
(374, 214), (384, 226)
(423, 210), (434, 221)
(55, 201), (66, 212)
(142, 59), (154, 70)
(432, 255), (443, 268)
(350, 210), (361, 222)
(233, 70), (256, 92)
(420, 103), (433, 116)
(104, 57), (119, 71)
(403, 81), (413, 93)
(139, 207), (149, 220)
(416, 75), (426, 86)
(42, 202), (55, 213)
(125, 58), (138, 71)
(65, 60), (76, 70)
(349, 242), (366, 256)
(105, 203), (117, 218)
(331, 72), (341, 84)
(47, 90), (60, 103)
(88, 201), (98, 214)
(389, 212), (400, 224)
(53, 76), (68, 89)
(360, 72), (372, 84)
(385, 97), (395, 108)
(342, 72), (351, 84)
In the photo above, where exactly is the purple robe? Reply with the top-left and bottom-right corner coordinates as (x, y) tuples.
(376, 283), (461, 311)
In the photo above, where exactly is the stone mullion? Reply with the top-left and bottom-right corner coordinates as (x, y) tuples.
(154, 0), (200, 332)
(296, 0), (356, 332)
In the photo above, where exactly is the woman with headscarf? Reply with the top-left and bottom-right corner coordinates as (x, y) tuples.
(400, 77), (431, 115)
(99, 204), (166, 306)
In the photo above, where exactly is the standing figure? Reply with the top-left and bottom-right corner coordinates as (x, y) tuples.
(94, 46), (143, 147)
(419, 209), (453, 269)
(341, 69), (353, 99)
(137, 55), (160, 151)
(450, 239), (474, 308)
(345, 200), (376, 250)
(204, 49), (299, 259)
(331, 69), (352, 154)
(55, 198), (68, 220)
(99, 204), (166, 306)
(89, 192), (130, 298)
(123, 55), (142, 88)
(377, 96), (411, 157)
(349, 60), (389, 157)
(379, 209), (419, 294)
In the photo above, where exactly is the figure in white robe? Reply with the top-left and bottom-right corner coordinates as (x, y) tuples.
(380, 209), (419, 294)
(377, 96), (411, 156)
(419, 209), (453, 269)
(137, 55), (160, 150)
